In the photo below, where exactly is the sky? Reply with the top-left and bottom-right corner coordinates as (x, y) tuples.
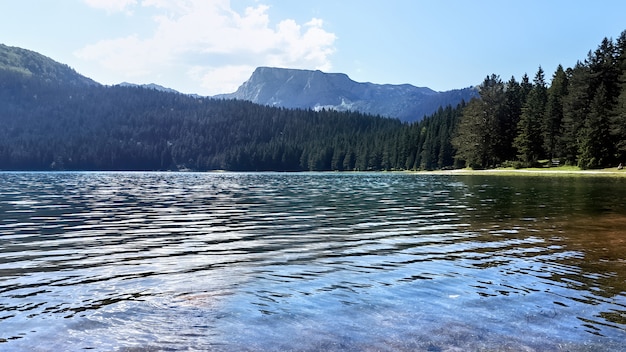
(1, 0), (626, 96)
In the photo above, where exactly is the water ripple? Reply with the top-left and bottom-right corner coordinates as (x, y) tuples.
(0, 172), (625, 350)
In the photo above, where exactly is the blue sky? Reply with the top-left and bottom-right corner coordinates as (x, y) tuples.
(1, 0), (625, 95)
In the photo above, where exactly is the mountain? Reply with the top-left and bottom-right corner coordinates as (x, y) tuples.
(0, 43), (463, 172)
(215, 67), (477, 122)
(0, 43), (475, 122)
(0, 44), (98, 87)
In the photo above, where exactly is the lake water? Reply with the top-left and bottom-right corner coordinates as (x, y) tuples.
(1, 172), (625, 351)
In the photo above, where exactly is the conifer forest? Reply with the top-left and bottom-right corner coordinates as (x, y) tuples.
(1, 32), (625, 171)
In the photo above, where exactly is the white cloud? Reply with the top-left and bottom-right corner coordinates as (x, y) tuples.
(189, 65), (256, 95)
(76, 0), (337, 95)
(84, 0), (138, 14)
(76, 35), (156, 77)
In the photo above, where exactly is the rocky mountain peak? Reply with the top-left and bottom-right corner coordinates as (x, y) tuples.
(216, 67), (477, 122)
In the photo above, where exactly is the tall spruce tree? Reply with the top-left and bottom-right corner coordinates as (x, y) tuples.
(514, 67), (547, 166)
(453, 75), (505, 168)
(589, 37), (621, 104)
(578, 83), (613, 168)
(501, 76), (523, 162)
(452, 98), (488, 168)
(612, 30), (626, 163)
(543, 65), (568, 161)
(561, 62), (592, 165)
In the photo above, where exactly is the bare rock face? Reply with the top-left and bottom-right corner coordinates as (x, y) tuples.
(215, 67), (477, 122)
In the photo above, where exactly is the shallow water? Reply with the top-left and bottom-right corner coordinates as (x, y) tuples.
(0, 172), (625, 351)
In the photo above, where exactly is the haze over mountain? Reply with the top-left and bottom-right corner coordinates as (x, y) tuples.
(215, 67), (478, 122)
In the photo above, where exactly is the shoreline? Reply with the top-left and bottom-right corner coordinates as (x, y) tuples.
(2, 168), (626, 177)
(416, 167), (626, 177)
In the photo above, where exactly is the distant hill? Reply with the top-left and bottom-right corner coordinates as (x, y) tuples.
(0, 43), (464, 172)
(0, 44), (476, 122)
(215, 67), (477, 122)
(0, 44), (98, 87)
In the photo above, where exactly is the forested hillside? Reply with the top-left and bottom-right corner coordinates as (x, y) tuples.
(0, 64), (462, 171)
(1, 31), (625, 171)
(0, 44), (97, 87)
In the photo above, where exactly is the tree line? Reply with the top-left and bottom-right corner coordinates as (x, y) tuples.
(0, 57), (464, 172)
(0, 31), (624, 171)
(454, 31), (626, 169)
(0, 69), (405, 171)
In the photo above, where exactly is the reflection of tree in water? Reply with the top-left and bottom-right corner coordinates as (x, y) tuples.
(458, 176), (626, 219)
(454, 176), (626, 332)
(555, 213), (626, 329)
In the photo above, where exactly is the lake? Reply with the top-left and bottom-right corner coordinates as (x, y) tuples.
(1, 172), (625, 351)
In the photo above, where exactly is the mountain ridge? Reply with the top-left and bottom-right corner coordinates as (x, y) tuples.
(0, 43), (477, 122)
(0, 44), (98, 87)
(215, 66), (477, 122)
(0, 42), (465, 172)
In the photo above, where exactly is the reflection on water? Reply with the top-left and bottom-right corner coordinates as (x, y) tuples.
(0, 172), (625, 351)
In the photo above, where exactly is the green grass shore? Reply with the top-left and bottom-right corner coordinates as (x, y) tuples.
(419, 166), (626, 177)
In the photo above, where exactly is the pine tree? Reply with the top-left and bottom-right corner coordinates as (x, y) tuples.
(501, 76), (523, 162)
(589, 37), (620, 104)
(578, 83), (613, 169)
(514, 67), (547, 166)
(543, 65), (568, 161)
(453, 75), (505, 168)
(453, 98), (487, 168)
(611, 30), (626, 163)
(561, 62), (592, 165)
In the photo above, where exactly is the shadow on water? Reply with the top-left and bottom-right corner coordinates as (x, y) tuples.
(0, 172), (625, 351)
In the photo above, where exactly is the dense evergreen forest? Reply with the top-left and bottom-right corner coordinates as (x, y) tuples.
(454, 31), (626, 169)
(0, 31), (625, 171)
(0, 54), (461, 172)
